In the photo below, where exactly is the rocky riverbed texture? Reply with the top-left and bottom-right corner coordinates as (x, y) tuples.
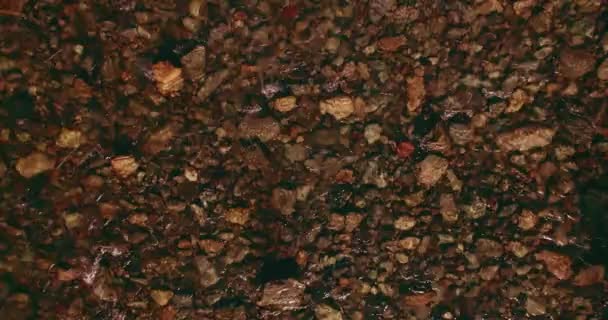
(0, 0), (608, 319)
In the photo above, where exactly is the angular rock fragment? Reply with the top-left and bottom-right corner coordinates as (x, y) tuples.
(496, 126), (555, 152)
(239, 116), (280, 142)
(257, 280), (306, 310)
(16, 152), (55, 178)
(197, 70), (230, 102)
(417, 155), (448, 187)
(320, 96), (354, 120)
(152, 61), (184, 96)
(535, 250), (572, 280)
(180, 46), (206, 81)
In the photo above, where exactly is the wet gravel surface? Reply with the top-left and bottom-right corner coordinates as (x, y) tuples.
(1, 0), (608, 319)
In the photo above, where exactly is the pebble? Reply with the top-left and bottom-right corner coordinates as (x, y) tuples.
(271, 188), (296, 215)
(394, 216), (417, 231)
(272, 96), (298, 113)
(495, 126), (555, 152)
(573, 265), (605, 286)
(535, 250), (572, 280)
(525, 297), (546, 316)
(320, 96), (355, 120)
(238, 116), (280, 142)
(559, 48), (595, 79)
(225, 207), (251, 225)
(406, 71), (425, 113)
(399, 237), (421, 250)
(364, 124), (383, 144)
(518, 209), (537, 230)
(111, 156), (139, 178)
(152, 61), (184, 96)
(56, 128), (85, 149)
(150, 290), (174, 306)
(315, 304), (343, 320)
(16, 152), (55, 178)
(197, 69), (230, 102)
(284, 144), (308, 162)
(257, 280), (306, 310)
(440, 194), (459, 223)
(194, 256), (219, 288)
(180, 46), (206, 81)
(417, 155), (449, 187)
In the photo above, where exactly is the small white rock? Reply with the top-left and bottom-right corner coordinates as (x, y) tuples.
(364, 124), (382, 144)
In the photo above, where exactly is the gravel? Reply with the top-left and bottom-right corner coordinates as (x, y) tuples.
(1, 1), (607, 319)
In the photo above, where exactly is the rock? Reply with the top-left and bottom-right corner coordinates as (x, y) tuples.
(315, 304), (343, 320)
(573, 265), (605, 286)
(180, 46), (206, 81)
(364, 124), (383, 144)
(525, 297), (546, 316)
(505, 89), (531, 113)
(56, 128), (85, 148)
(272, 96), (298, 113)
(479, 265), (499, 281)
(440, 194), (459, 223)
(474, 0), (503, 15)
(495, 126), (555, 152)
(328, 213), (345, 231)
(448, 123), (473, 145)
(403, 291), (436, 307)
(476, 238), (503, 258)
(271, 188), (296, 215)
(399, 237), (421, 250)
(396, 141), (415, 159)
(111, 156), (139, 178)
(150, 290), (174, 306)
(197, 69), (230, 102)
(507, 241), (529, 258)
(225, 207), (251, 225)
(417, 155), (448, 187)
(16, 152), (55, 178)
(257, 279), (306, 310)
(535, 250), (572, 280)
(518, 209), (537, 230)
(598, 58), (608, 80)
(344, 213), (364, 232)
(559, 48), (596, 79)
(406, 71), (425, 113)
(463, 197), (487, 219)
(152, 61), (184, 96)
(285, 144), (308, 162)
(63, 212), (84, 230)
(513, 0), (536, 18)
(143, 124), (178, 155)
(377, 36), (406, 52)
(193, 256), (219, 288)
(394, 216), (416, 231)
(239, 116), (280, 142)
(320, 96), (354, 120)
(198, 239), (225, 256)
(57, 268), (80, 282)
(369, 0), (396, 22)
(127, 213), (148, 227)
(362, 160), (388, 188)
